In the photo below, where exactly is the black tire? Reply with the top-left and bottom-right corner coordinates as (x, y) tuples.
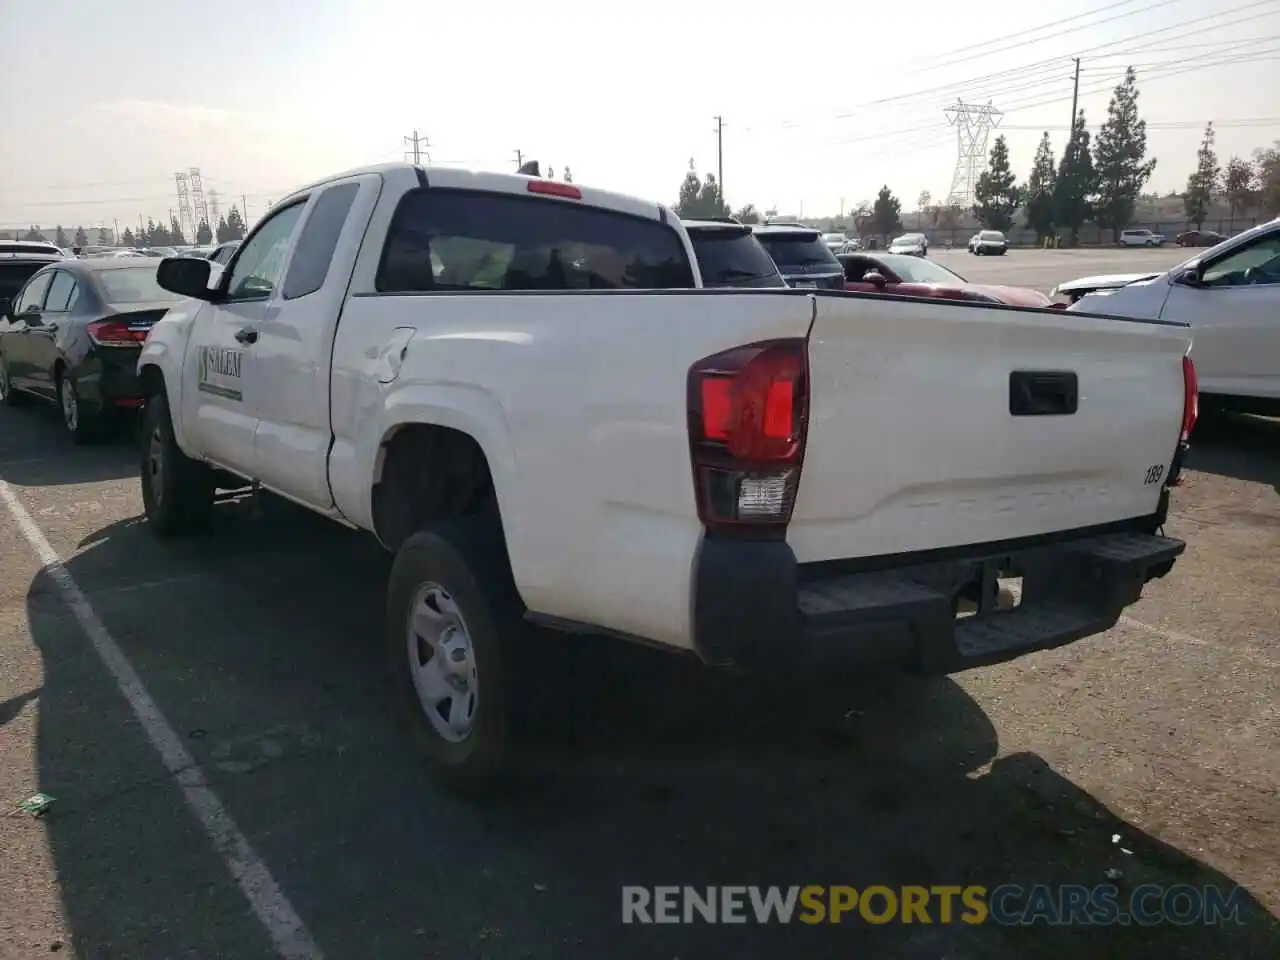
(386, 513), (527, 795)
(57, 371), (100, 444)
(139, 392), (215, 535)
(0, 351), (25, 407)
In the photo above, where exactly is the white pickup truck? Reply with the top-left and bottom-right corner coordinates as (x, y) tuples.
(137, 162), (1194, 791)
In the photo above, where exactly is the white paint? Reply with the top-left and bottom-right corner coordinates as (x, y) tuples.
(0, 477), (323, 960)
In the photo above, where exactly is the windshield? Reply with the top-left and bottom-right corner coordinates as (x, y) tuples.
(689, 229), (785, 287)
(822, 234), (847, 243)
(97, 266), (182, 303)
(980, 231), (1003, 240)
(878, 254), (965, 284)
(755, 233), (840, 270)
(891, 235), (924, 245)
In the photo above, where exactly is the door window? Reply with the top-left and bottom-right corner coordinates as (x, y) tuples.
(14, 272), (53, 314)
(282, 182), (360, 300)
(1201, 232), (1280, 287)
(45, 271), (79, 312)
(225, 203), (306, 302)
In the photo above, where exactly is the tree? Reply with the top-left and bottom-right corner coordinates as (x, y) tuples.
(733, 204), (761, 224)
(23, 225), (47, 241)
(674, 160), (729, 219)
(1254, 142), (1280, 216)
(972, 135), (1020, 230)
(871, 186), (902, 239)
(916, 190), (932, 228)
(214, 217), (229, 243)
(55, 225), (68, 247)
(74, 226), (88, 247)
(121, 227), (136, 247)
(170, 217), (187, 246)
(676, 159), (702, 216)
(697, 174), (729, 218)
(1023, 132), (1057, 242)
(1182, 122), (1219, 229)
(1092, 67), (1156, 240)
(1223, 156), (1256, 217)
(197, 219), (214, 245)
(562, 166), (572, 183)
(937, 204), (963, 230)
(96, 226), (112, 245)
(1054, 110), (1096, 244)
(225, 206), (247, 241)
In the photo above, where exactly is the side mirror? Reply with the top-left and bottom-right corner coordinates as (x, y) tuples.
(21, 307), (43, 325)
(156, 256), (216, 300)
(1175, 265), (1204, 287)
(863, 270), (888, 289)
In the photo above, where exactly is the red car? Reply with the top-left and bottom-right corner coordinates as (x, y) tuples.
(837, 253), (1051, 307)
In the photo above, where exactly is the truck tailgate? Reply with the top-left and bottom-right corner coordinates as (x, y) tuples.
(789, 296), (1191, 563)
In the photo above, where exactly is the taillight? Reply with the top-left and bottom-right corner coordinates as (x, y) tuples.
(527, 180), (582, 200)
(687, 339), (808, 536)
(87, 319), (149, 346)
(1181, 353), (1198, 443)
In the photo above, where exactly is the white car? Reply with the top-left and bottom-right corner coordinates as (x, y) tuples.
(968, 230), (1008, 255)
(135, 161), (1191, 791)
(1069, 217), (1280, 417)
(1118, 228), (1166, 248)
(821, 232), (856, 255)
(888, 233), (928, 256)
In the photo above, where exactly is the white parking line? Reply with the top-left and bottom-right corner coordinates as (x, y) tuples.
(0, 477), (324, 960)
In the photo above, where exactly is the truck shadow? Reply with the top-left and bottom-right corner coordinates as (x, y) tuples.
(27, 503), (1279, 959)
(1187, 412), (1280, 491)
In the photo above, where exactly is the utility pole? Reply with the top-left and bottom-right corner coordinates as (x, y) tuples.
(514, 148), (523, 169)
(404, 128), (430, 165)
(1069, 58), (1081, 140)
(712, 115), (725, 206)
(113, 217), (119, 244)
(242, 194), (249, 225)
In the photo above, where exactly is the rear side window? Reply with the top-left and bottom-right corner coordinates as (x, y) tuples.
(45, 271), (79, 311)
(282, 183), (360, 300)
(754, 233), (840, 270)
(377, 189), (695, 292)
(0, 263), (46, 300)
(688, 228), (785, 288)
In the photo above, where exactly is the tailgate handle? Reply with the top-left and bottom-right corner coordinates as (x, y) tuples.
(1009, 371), (1078, 416)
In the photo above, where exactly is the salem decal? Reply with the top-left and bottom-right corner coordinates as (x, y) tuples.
(197, 345), (244, 401)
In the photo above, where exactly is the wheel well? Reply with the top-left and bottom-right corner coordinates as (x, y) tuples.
(53, 358), (65, 383)
(371, 424), (497, 552)
(138, 364), (165, 399)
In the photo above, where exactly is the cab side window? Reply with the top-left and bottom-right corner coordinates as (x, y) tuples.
(281, 183), (360, 300)
(225, 202), (306, 302)
(1201, 233), (1280, 287)
(14, 272), (53, 314)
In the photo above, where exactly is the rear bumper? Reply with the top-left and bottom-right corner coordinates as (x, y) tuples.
(74, 350), (144, 411)
(691, 501), (1182, 674)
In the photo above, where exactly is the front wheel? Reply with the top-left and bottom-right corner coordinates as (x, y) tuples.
(387, 514), (527, 795)
(140, 392), (215, 535)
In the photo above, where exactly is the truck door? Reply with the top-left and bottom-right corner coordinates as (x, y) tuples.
(251, 177), (373, 508)
(182, 201), (306, 478)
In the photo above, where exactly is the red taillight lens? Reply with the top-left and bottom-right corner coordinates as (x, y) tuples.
(87, 319), (148, 346)
(687, 339), (809, 535)
(527, 180), (582, 200)
(1181, 353), (1198, 443)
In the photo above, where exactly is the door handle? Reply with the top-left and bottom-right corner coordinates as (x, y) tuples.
(234, 327), (258, 345)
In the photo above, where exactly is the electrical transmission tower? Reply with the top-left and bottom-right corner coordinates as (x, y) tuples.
(174, 172), (195, 240)
(189, 168), (210, 232)
(944, 100), (1002, 208)
(208, 188), (221, 226)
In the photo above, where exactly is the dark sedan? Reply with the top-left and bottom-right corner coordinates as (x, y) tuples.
(1175, 229), (1227, 247)
(0, 258), (185, 441)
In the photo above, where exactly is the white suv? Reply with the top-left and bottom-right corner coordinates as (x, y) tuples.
(1119, 229), (1165, 248)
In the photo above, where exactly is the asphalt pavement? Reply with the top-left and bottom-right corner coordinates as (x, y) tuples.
(1, 261), (1278, 958)
(927, 245), (1192, 293)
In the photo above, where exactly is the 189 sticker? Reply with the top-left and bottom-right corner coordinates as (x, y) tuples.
(1143, 464), (1165, 486)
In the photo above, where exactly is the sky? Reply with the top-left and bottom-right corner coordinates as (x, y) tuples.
(0, 0), (1278, 233)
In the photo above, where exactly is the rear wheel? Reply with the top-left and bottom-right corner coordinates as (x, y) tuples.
(387, 513), (527, 795)
(57, 372), (99, 444)
(0, 352), (25, 407)
(140, 392), (215, 535)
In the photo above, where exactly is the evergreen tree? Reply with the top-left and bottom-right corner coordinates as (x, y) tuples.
(225, 206), (247, 240)
(972, 135), (1019, 230)
(697, 174), (730, 218)
(871, 186), (902, 240)
(1023, 132), (1057, 241)
(1183, 123), (1219, 229)
(197, 220), (214, 245)
(1223, 156), (1257, 216)
(23, 225), (47, 241)
(170, 216), (187, 246)
(675, 159), (701, 216)
(1092, 67), (1156, 240)
(562, 166), (572, 183)
(74, 226), (89, 247)
(121, 227), (136, 247)
(96, 227), (112, 245)
(1053, 111), (1096, 245)
(55, 225), (68, 247)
